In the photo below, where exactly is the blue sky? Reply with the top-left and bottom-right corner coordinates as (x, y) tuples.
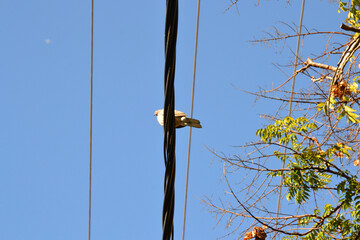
(0, 1), (346, 239)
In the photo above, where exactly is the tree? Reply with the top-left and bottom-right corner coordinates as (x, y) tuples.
(205, 1), (360, 239)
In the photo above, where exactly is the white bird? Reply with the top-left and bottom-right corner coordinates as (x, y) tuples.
(154, 109), (202, 128)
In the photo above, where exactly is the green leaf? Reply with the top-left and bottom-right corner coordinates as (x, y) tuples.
(324, 104), (328, 115)
(330, 97), (336, 105)
(338, 109), (346, 120)
(344, 105), (357, 112)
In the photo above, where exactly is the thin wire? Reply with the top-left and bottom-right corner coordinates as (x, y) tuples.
(88, 0), (94, 240)
(288, 1), (305, 115)
(275, 0), (305, 232)
(182, 1), (201, 239)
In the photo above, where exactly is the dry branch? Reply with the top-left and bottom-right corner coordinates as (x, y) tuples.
(305, 58), (336, 72)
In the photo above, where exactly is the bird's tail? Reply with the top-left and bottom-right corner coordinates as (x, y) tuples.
(183, 118), (202, 128)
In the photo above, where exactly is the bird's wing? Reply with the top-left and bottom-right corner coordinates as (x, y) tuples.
(174, 110), (187, 117)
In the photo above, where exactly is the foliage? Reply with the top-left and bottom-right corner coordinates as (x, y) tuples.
(205, 1), (360, 239)
(340, 0), (360, 27)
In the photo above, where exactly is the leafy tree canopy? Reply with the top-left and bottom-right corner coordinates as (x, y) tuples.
(206, 1), (360, 239)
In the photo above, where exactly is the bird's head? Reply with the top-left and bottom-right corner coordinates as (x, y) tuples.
(154, 110), (160, 116)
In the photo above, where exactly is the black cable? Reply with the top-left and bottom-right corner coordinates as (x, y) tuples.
(163, 0), (178, 240)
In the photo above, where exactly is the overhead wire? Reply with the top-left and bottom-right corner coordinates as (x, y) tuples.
(288, 1), (305, 115)
(88, 0), (94, 239)
(182, 0), (201, 239)
(163, 0), (178, 239)
(275, 0), (305, 233)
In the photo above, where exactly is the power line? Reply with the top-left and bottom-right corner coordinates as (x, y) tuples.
(288, 0), (305, 115)
(275, 0), (305, 233)
(182, 1), (201, 239)
(163, 0), (178, 239)
(88, 0), (94, 240)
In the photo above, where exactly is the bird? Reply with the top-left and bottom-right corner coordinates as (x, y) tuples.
(154, 109), (202, 128)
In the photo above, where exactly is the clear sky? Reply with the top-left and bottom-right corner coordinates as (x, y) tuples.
(0, 1), (346, 240)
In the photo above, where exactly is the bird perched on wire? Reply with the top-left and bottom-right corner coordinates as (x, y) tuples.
(154, 109), (202, 128)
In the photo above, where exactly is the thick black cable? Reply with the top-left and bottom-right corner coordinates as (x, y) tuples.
(163, 0), (178, 240)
